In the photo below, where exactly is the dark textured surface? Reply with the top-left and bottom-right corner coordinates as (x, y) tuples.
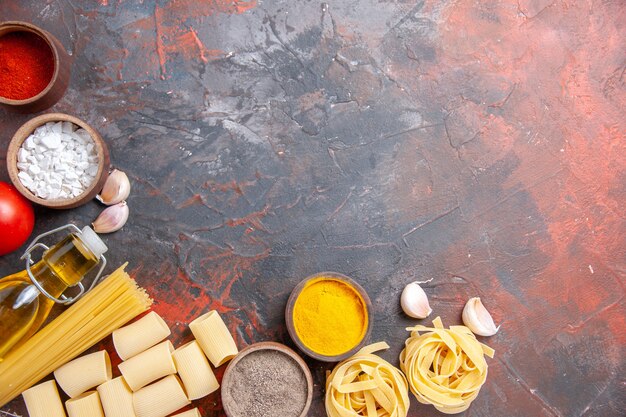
(0, 1), (624, 416)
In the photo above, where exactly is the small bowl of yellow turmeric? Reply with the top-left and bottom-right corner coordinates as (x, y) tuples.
(286, 272), (372, 362)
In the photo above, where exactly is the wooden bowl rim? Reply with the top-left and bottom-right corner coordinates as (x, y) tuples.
(285, 271), (373, 362)
(221, 341), (313, 417)
(6, 113), (110, 209)
(0, 21), (62, 105)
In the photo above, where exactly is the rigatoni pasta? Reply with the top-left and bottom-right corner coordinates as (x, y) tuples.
(173, 341), (219, 400)
(132, 374), (190, 417)
(189, 311), (238, 367)
(22, 380), (67, 417)
(113, 311), (171, 360)
(118, 340), (176, 391)
(171, 409), (201, 417)
(97, 376), (136, 417)
(54, 350), (112, 398)
(0, 264), (152, 407)
(65, 391), (105, 417)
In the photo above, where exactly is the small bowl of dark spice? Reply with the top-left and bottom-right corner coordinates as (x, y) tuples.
(6, 113), (110, 209)
(221, 342), (313, 417)
(0, 21), (71, 113)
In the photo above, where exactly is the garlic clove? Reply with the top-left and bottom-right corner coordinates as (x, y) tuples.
(96, 169), (131, 205)
(93, 201), (129, 233)
(401, 282), (432, 319)
(462, 297), (499, 336)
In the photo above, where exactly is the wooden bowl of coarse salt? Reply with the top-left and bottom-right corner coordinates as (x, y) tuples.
(7, 113), (110, 209)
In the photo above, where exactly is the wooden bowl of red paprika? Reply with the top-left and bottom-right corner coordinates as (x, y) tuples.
(0, 21), (70, 113)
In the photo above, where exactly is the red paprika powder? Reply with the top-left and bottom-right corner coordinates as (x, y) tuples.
(0, 31), (55, 100)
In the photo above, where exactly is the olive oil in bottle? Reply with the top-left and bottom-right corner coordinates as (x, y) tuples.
(0, 226), (107, 360)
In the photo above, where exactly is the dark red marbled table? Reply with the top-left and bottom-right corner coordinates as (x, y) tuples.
(1, 1), (624, 416)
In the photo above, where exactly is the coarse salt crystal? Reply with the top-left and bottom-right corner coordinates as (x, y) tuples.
(40, 133), (62, 149)
(69, 132), (83, 143)
(17, 148), (29, 162)
(27, 165), (41, 176)
(76, 130), (91, 139)
(33, 126), (46, 137)
(85, 165), (98, 176)
(18, 171), (33, 186)
(24, 137), (37, 150)
(79, 176), (93, 187)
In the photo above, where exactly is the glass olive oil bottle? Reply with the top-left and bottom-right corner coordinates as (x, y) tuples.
(0, 226), (107, 360)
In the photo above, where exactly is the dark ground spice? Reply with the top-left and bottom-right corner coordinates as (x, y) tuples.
(226, 350), (308, 417)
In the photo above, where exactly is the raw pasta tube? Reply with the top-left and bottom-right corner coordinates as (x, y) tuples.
(118, 340), (176, 391)
(189, 311), (238, 367)
(171, 409), (201, 417)
(97, 376), (136, 417)
(173, 341), (219, 400)
(54, 350), (112, 398)
(22, 380), (67, 417)
(113, 311), (171, 360)
(65, 391), (105, 417)
(0, 264), (152, 407)
(132, 374), (190, 417)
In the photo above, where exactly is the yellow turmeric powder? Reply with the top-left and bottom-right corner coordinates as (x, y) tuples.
(292, 278), (368, 356)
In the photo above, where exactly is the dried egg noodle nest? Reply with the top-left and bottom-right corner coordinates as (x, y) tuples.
(399, 317), (495, 414)
(325, 342), (410, 417)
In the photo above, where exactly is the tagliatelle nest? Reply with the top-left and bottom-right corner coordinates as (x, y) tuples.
(325, 342), (410, 417)
(399, 317), (495, 414)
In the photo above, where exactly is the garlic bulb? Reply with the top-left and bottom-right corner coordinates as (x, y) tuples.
(401, 282), (432, 319)
(97, 169), (131, 205)
(93, 201), (129, 233)
(462, 297), (499, 336)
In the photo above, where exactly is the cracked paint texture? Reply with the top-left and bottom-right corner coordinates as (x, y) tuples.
(0, 0), (624, 416)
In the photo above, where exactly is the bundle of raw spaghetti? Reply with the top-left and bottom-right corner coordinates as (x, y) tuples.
(0, 263), (152, 406)
(399, 317), (494, 414)
(325, 342), (410, 417)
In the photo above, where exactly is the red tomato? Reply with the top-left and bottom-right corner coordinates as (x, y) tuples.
(0, 182), (35, 256)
